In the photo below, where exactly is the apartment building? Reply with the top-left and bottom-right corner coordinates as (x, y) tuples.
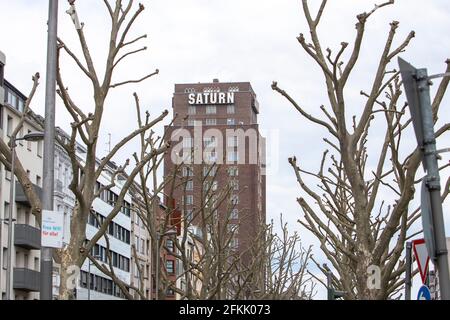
(164, 80), (266, 261)
(0, 51), (44, 300)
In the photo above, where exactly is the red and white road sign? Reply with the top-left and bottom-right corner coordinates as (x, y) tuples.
(412, 239), (430, 284)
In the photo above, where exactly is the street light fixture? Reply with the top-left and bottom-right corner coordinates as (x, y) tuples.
(5, 131), (44, 300)
(155, 229), (178, 300)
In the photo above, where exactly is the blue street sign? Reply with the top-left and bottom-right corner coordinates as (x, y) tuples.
(417, 285), (432, 300)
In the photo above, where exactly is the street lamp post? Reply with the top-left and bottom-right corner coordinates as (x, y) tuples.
(5, 132), (45, 300)
(155, 229), (177, 300)
(40, 0), (58, 301)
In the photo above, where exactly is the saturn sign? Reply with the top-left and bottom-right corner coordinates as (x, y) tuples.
(188, 92), (235, 105)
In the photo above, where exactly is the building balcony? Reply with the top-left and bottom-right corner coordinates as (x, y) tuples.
(15, 182), (42, 207)
(14, 224), (41, 250)
(13, 268), (40, 292)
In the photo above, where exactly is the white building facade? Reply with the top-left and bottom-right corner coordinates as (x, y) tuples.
(0, 50), (44, 300)
(52, 134), (133, 300)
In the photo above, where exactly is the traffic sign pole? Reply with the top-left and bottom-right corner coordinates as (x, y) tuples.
(405, 241), (412, 300)
(399, 58), (450, 300)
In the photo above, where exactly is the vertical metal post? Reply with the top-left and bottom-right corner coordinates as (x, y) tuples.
(155, 234), (160, 300)
(417, 68), (450, 300)
(40, 0), (58, 300)
(405, 241), (412, 300)
(5, 140), (16, 300)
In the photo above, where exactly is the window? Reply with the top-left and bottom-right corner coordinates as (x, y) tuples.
(231, 179), (239, 191)
(185, 195), (193, 205)
(183, 137), (193, 148)
(121, 200), (131, 217)
(140, 238), (145, 254)
(228, 167), (239, 176)
(227, 118), (235, 125)
(135, 236), (140, 251)
(205, 118), (216, 126)
(185, 180), (193, 191)
(203, 136), (216, 148)
(6, 116), (13, 137)
(227, 151), (238, 162)
(2, 248), (8, 269)
(230, 209), (239, 220)
(5, 169), (11, 181)
(184, 88), (195, 93)
(37, 140), (43, 157)
(34, 257), (39, 271)
(187, 119), (196, 126)
(166, 239), (174, 252)
(206, 105), (216, 114)
(185, 209), (193, 223)
(166, 260), (175, 274)
(204, 180), (218, 192)
(228, 224), (239, 234)
(182, 166), (193, 177)
(188, 106), (196, 115)
(227, 105), (235, 114)
(228, 86), (239, 92)
(230, 237), (239, 250)
(4, 202), (10, 221)
(36, 175), (42, 187)
(231, 194), (239, 205)
(205, 151), (217, 163)
(203, 166), (217, 177)
(227, 136), (238, 148)
(17, 99), (24, 113)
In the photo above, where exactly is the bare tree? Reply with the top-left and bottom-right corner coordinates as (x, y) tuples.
(0, 74), (43, 222)
(2, 0), (170, 300)
(272, 0), (450, 299)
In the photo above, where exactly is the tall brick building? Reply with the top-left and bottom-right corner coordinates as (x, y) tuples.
(164, 80), (266, 258)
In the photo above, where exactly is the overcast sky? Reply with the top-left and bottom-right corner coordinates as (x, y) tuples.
(1, 0), (449, 299)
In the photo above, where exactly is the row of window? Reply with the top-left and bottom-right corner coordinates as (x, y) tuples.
(184, 179), (239, 192)
(90, 243), (130, 272)
(95, 181), (131, 217)
(184, 87), (239, 94)
(4, 87), (25, 113)
(182, 166), (239, 177)
(0, 111), (43, 157)
(79, 271), (127, 299)
(88, 211), (131, 244)
(184, 194), (239, 206)
(182, 136), (239, 148)
(188, 105), (235, 115)
(186, 118), (241, 126)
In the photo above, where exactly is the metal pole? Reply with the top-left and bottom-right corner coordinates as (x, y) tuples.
(87, 261), (91, 301)
(40, 0), (58, 300)
(417, 69), (450, 300)
(405, 241), (412, 300)
(5, 139), (16, 300)
(155, 234), (159, 300)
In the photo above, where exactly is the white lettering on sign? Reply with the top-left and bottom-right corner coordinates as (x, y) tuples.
(188, 92), (234, 105)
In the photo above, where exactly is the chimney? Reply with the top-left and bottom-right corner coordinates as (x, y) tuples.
(213, 78), (219, 83)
